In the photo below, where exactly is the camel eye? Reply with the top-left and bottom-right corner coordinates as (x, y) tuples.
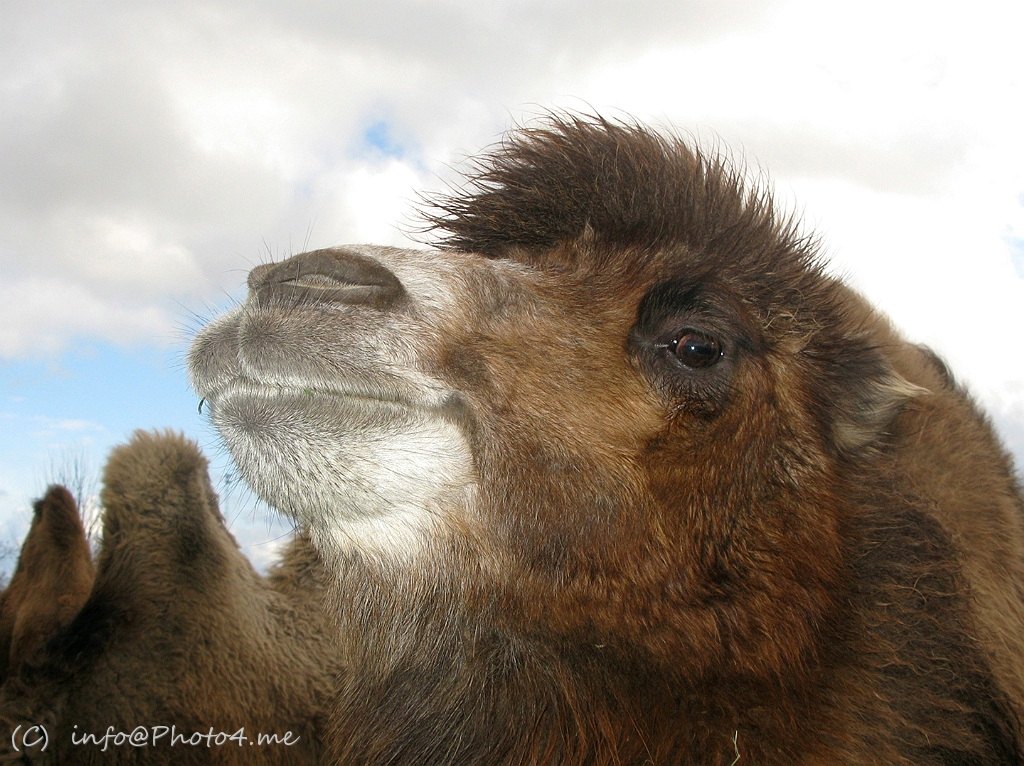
(671, 330), (723, 368)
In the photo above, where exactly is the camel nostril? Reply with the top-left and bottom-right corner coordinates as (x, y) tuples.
(250, 248), (406, 308)
(247, 263), (275, 291)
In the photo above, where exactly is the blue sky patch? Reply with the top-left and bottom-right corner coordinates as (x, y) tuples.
(362, 120), (405, 161)
(0, 342), (290, 578)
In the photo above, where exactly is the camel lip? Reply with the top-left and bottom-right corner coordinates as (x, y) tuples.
(198, 376), (448, 417)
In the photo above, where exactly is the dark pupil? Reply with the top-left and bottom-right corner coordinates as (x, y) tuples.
(673, 331), (722, 368)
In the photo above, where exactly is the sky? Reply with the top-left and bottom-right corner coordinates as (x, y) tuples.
(1, 0), (1022, 573)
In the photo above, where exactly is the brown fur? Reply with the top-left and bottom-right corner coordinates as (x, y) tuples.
(0, 487), (94, 682)
(0, 431), (341, 764)
(405, 116), (1024, 764)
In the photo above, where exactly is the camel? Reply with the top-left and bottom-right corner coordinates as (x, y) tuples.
(189, 114), (1024, 764)
(0, 431), (340, 764)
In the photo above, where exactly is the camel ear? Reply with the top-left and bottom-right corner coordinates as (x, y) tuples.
(832, 365), (927, 454)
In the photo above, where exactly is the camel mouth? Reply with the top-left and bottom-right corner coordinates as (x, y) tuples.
(199, 376), (453, 421)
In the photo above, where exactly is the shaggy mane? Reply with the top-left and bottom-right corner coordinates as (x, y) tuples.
(423, 114), (812, 265)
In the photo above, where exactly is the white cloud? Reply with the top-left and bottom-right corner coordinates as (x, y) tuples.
(0, 277), (178, 357)
(0, 412), (106, 441)
(804, 180), (1024, 397)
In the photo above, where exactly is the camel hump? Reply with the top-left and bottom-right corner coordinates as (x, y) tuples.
(34, 486), (89, 552)
(0, 485), (95, 681)
(99, 430), (245, 585)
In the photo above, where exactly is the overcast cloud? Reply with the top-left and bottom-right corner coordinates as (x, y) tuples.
(1, 0), (1022, 562)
